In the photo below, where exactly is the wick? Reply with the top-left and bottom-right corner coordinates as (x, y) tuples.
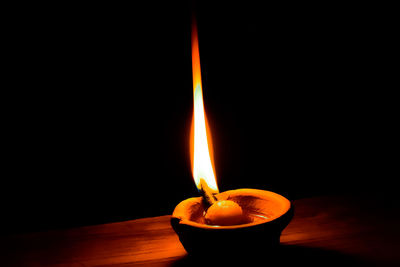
(199, 178), (217, 207)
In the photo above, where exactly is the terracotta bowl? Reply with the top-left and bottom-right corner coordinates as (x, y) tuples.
(171, 189), (293, 255)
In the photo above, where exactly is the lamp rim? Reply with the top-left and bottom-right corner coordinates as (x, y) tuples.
(172, 188), (291, 230)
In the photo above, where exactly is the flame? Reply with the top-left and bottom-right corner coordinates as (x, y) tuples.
(190, 18), (219, 193)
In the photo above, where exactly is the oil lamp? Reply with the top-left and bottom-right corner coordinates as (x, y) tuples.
(171, 18), (293, 255)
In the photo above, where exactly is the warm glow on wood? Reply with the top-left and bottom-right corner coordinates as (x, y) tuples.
(191, 18), (218, 193)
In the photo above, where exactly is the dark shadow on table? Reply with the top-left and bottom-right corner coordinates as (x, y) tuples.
(170, 244), (373, 267)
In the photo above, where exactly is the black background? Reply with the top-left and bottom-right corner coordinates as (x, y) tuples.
(2, 1), (397, 233)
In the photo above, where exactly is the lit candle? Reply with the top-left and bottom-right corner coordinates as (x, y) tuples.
(170, 15), (292, 255)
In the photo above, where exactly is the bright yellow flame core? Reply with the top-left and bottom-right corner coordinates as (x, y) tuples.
(191, 20), (219, 193)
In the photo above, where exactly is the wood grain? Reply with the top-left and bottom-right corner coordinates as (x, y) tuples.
(1, 195), (399, 266)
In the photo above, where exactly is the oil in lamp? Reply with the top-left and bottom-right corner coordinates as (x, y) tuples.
(171, 18), (293, 255)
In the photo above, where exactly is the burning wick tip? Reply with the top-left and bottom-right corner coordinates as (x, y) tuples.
(199, 178), (244, 226)
(199, 178), (217, 206)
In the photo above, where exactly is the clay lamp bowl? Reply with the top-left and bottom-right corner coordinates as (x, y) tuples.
(171, 188), (293, 255)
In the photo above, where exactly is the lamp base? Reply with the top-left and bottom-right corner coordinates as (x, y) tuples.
(171, 188), (294, 254)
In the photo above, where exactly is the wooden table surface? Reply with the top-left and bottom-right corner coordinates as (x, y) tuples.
(1, 195), (399, 266)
